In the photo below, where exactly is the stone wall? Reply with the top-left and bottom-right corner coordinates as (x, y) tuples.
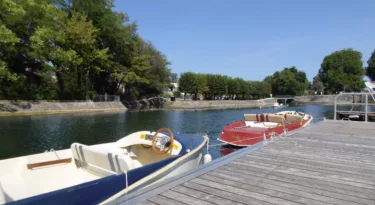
(167, 98), (277, 110)
(0, 101), (127, 116)
(293, 95), (354, 105)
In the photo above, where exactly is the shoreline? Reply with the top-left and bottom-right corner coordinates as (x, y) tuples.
(0, 95), (354, 116)
(0, 108), (127, 117)
(0, 101), (128, 117)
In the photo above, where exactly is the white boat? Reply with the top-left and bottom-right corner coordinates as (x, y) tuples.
(273, 102), (288, 109)
(218, 110), (313, 147)
(365, 81), (375, 93)
(0, 128), (208, 204)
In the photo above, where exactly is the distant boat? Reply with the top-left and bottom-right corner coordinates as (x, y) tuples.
(0, 128), (208, 204)
(218, 110), (313, 147)
(365, 81), (375, 93)
(273, 102), (288, 109)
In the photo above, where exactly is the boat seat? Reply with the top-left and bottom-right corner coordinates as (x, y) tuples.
(244, 114), (258, 122)
(284, 114), (303, 123)
(71, 143), (134, 176)
(244, 114), (285, 124)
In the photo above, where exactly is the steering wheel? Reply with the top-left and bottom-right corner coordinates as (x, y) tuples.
(295, 109), (305, 117)
(152, 128), (174, 154)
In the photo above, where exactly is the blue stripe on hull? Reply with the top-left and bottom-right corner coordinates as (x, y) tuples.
(8, 173), (126, 205)
(7, 134), (204, 205)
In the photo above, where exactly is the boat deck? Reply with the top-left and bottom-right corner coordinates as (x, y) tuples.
(112, 120), (375, 205)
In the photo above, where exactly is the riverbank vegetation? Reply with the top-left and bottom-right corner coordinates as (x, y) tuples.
(179, 47), (374, 99)
(0, 0), (172, 101)
(179, 66), (308, 100)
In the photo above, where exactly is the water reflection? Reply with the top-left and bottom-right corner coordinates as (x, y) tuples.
(0, 105), (333, 160)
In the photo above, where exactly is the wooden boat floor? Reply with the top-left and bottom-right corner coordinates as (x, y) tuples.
(113, 120), (375, 205)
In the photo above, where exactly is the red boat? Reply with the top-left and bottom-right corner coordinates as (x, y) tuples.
(218, 110), (313, 147)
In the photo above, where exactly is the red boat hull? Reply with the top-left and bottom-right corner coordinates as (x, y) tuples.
(218, 115), (312, 147)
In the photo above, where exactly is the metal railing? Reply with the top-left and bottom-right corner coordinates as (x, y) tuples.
(334, 92), (375, 121)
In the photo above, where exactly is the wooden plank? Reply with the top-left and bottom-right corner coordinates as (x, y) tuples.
(240, 155), (375, 180)
(197, 175), (330, 205)
(27, 158), (72, 169)
(160, 190), (215, 205)
(191, 178), (304, 205)
(290, 135), (375, 147)
(137, 200), (158, 205)
(249, 151), (375, 174)
(285, 138), (375, 153)
(266, 140), (375, 155)
(202, 173), (362, 205)
(182, 181), (272, 205)
(224, 163), (375, 197)
(211, 169), (374, 205)
(235, 157), (375, 184)
(263, 144), (375, 162)
(254, 149), (375, 170)
(234, 157), (375, 186)
(219, 165), (375, 201)
(291, 131), (375, 142)
(299, 127), (375, 135)
(260, 145), (375, 164)
(148, 195), (186, 205)
(230, 161), (375, 190)
(172, 185), (245, 205)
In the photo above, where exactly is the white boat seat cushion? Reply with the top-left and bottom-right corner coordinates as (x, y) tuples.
(244, 114), (285, 124)
(71, 143), (134, 175)
(244, 114), (258, 122)
(285, 114), (303, 123)
(129, 145), (138, 158)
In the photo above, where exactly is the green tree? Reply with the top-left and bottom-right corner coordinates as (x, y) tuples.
(366, 50), (375, 81)
(319, 48), (364, 93)
(178, 72), (197, 100)
(195, 74), (208, 99)
(312, 75), (324, 94)
(0, 0), (173, 101)
(30, 11), (109, 99)
(170, 73), (178, 83)
(53, 0), (171, 100)
(227, 77), (240, 99)
(0, 0), (60, 99)
(267, 67), (308, 96)
(238, 79), (249, 99)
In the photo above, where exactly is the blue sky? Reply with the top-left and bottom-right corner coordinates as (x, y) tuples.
(114, 0), (375, 81)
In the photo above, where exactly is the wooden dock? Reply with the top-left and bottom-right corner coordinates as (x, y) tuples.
(111, 120), (375, 205)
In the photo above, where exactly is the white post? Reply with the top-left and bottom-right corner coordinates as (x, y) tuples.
(283, 128), (288, 137)
(263, 133), (268, 145)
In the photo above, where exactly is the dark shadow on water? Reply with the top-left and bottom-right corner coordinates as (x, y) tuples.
(219, 144), (244, 157)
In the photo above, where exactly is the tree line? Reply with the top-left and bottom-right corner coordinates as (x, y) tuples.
(0, 0), (172, 101)
(178, 47), (375, 100)
(178, 66), (308, 100)
(179, 47), (375, 99)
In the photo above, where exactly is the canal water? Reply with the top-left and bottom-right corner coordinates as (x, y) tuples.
(0, 105), (334, 160)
